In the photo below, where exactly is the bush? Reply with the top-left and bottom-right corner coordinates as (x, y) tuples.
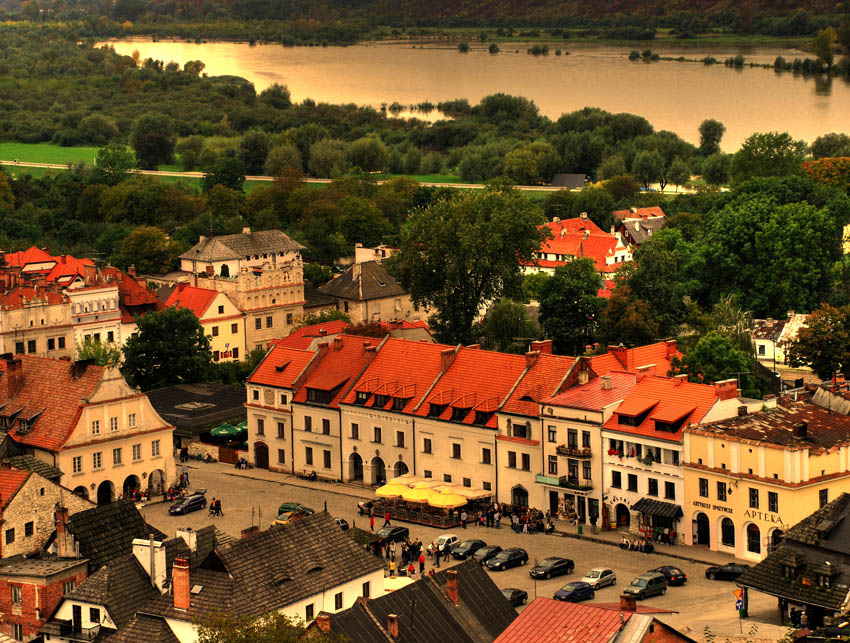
(458, 42), (470, 53)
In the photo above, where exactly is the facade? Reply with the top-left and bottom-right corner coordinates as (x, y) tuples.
(0, 355), (175, 505)
(0, 287), (74, 359)
(165, 283), (245, 362)
(67, 283), (123, 356)
(683, 397), (850, 562)
(752, 312), (809, 368)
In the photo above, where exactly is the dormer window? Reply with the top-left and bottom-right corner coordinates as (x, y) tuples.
(655, 417), (686, 433)
(451, 407), (470, 422)
(474, 411), (494, 426)
(428, 403), (447, 418)
(355, 392), (370, 406)
(392, 398), (408, 411)
(374, 394), (389, 408)
(307, 388), (332, 405)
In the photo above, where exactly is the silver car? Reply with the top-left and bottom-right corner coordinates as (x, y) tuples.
(579, 567), (616, 589)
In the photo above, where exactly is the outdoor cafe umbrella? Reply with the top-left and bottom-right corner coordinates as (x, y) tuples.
(428, 489), (468, 509)
(402, 486), (439, 504)
(413, 480), (442, 489)
(209, 423), (240, 437)
(375, 483), (408, 498)
(235, 420), (248, 431)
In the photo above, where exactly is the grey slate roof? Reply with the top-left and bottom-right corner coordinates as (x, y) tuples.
(304, 279), (338, 311)
(146, 382), (246, 437)
(179, 229), (303, 263)
(2, 454), (62, 480)
(103, 613), (179, 643)
(618, 217), (665, 245)
(139, 567), (236, 622)
(319, 261), (406, 302)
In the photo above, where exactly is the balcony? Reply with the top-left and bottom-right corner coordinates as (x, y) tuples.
(536, 474), (559, 486)
(41, 620), (102, 642)
(556, 445), (592, 459)
(559, 476), (593, 491)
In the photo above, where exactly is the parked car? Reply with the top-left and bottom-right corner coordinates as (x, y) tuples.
(168, 490), (206, 515)
(376, 526), (409, 544)
(623, 572), (667, 600)
(473, 545), (503, 565)
(335, 517), (350, 531)
(278, 502), (315, 516)
(553, 582), (595, 603)
(437, 534), (460, 553)
(486, 548), (529, 571)
(580, 567), (616, 589)
(530, 557), (574, 580)
(452, 539), (487, 560)
(649, 565), (687, 586)
(272, 511), (310, 526)
(357, 500), (374, 515)
(501, 588), (528, 607)
(705, 563), (749, 581)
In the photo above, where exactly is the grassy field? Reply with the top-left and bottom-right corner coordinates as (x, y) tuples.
(0, 142), (100, 166)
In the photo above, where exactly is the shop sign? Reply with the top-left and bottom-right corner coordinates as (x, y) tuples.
(744, 509), (785, 525)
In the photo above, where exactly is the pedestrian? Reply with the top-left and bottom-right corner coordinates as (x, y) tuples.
(435, 547), (441, 568)
(389, 560), (396, 577)
(407, 563), (415, 577)
(495, 510), (501, 529)
(370, 514), (375, 532)
(209, 498), (216, 516)
(390, 541), (396, 561)
(461, 510), (467, 529)
(419, 552), (425, 575)
(215, 499), (223, 516)
(384, 544), (390, 560)
(183, 468), (189, 487)
(384, 511), (391, 527)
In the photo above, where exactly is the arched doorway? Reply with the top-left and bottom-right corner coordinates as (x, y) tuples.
(721, 517), (735, 547)
(511, 485), (529, 507)
(123, 475), (141, 498)
(746, 523), (761, 554)
(349, 452), (363, 482)
(220, 264), (230, 277)
(615, 503), (631, 528)
(254, 442), (269, 470)
(97, 480), (114, 505)
(371, 457), (386, 486)
(73, 486), (89, 501)
(148, 469), (165, 496)
(771, 528), (784, 549)
(393, 460), (409, 478)
(694, 512), (710, 545)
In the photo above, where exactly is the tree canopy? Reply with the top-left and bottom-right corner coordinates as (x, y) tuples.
(538, 259), (603, 355)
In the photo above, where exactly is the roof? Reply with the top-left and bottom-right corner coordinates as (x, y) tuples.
(272, 319), (350, 350)
(0, 356), (104, 452)
(292, 335), (383, 408)
(105, 613), (180, 643)
(146, 383), (246, 436)
(0, 555), (87, 578)
(631, 498), (684, 519)
(101, 267), (164, 318)
(501, 353), (576, 417)
(1, 454), (63, 480)
(534, 218), (629, 273)
(613, 206), (666, 220)
(0, 468), (30, 510)
(164, 283), (219, 319)
(0, 286), (68, 310)
(319, 261), (406, 301)
(248, 345), (316, 389)
(64, 500), (166, 571)
(494, 597), (627, 643)
(616, 217), (666, 245)
(551, 174), (586, 189)
(45, 254), (95, 285)
(179, 229), (304, 263)
(602, 375), (720, 443)
(303, 279), (338, 311)
(5, 246), (55, 268)
(752, 318), (788, 341)
(589, 342), (681, 378)
(544, 372), (637, 411)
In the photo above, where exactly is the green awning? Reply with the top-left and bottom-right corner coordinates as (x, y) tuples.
(210, 423), (241, 436)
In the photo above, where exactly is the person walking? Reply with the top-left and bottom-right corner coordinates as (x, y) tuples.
(384, 511), (391, 527)
(461, 510), (467, 529)
(390, 541), (396, 561)
(419, 552), (425, 575)
(215, 499), (223, 516)
(389, 560), (396, 577)
(370, 514), (375, 532)
(435, 547), (441, 568)
(495, 510), (501, 529)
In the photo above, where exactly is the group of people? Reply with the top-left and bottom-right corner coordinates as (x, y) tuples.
(208, 497), (224, 517)
(383, 537), (427, 578)
(165, 486), (187, 502)
(119, 488), (148, 502)
(454, 503), (554, 535)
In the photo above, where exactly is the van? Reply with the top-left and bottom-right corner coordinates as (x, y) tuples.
(623, 572), (667, 600)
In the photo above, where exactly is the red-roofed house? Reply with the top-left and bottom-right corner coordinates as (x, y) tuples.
(271, 320), (351, 351)
(0, 287), (74, 359)
(166, 284), (245, 362)
(613, 206), (666, 221)
(0, 355), (175, 506)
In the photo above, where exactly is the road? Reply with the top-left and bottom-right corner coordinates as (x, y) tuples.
(140, 464), (787, 641)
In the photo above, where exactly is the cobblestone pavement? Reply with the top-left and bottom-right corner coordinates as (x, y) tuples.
(139, 461), (789, 642)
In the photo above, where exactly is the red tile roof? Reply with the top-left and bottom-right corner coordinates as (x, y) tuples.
(0, 286), (68, 310)
(0, 469), (31, 509)
(494, 597), (629, 643)
(544, 371), (636, 411)
(292, 335), (383, 408)
(165, 283), (219, 319)
(602, 375), (720, 443)
(4, 246), (55, 268)
(248, 346), (316, 390)
(501, 353), (576, 417)
(45, 255), (94, 284)
(546, 217), (605, 236)
(532, 221), (627, 273)
(0, 356), (104, 452)
(613, 206), (666, 220)
(590, 342), (680, 377)
(272, 320), (351, 350)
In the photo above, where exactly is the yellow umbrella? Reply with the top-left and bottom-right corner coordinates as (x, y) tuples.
(389, 474), (425, 487)
(375, 483), (408, 498)
(414, 480), (442, 489)
(428, 488), (467, 509)
(449, 486), (492, 500)
(402, 486), (438, 504)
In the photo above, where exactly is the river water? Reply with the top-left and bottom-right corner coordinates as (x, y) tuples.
(101, 39), (850, 150)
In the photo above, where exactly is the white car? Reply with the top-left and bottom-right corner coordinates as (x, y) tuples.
(580, 567), (616, 589)
(437, 534), (459, 552)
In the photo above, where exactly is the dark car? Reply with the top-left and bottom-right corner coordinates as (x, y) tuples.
(335, 517), (349, 531)
(649, 565), (687, 586)
(278, 502), (315, 516)
(553, 582), (595, 603)
(168, 490), (207, 515)
(624, 572), (667, 600)
(376, 525), (409, 544)
(501, 588), (528, 607)
(486, 548), (529, 571)
(473, 545), (502, 565)
(530, 557), (574, 580)
(705, 563), (749, 581)
(452, 539), (487, 560)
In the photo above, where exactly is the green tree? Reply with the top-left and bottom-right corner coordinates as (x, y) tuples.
(76, 337), (122, 366)
(348, 137), (388, 173)
(603, 175), (640, 202)
(731, 132), (806, 183)
(522, 272), (550, 302)
(176, 136), (206, 171)
(632, 149), (664, 189)
(77, 114), (118, 146)
(387, 148), (405, 174)
(598, 284), (660, 347)
(787, 304), (850, 379)
(258, 83), (291, 109)
(669, 331), (756, 394)
(668, 157), (691, 192)
(94, 143), (136, 186)
(811, 133), (850, 159)
(264, 145), (302, 176)
(0, 170), (14, 216)
(197, 611), (346, 643)
(812, 27), (837, 66)
(479, 298), (540, 352)
(598, 155), (627, 180)
(503, 147), (539, 185)
(701, 153), (731, 186)
(122, 307), (212, 391)
(698, 119), (726, 156)
(117, 226), (183, 275)
(308, 139), (349, 178)
(130, 113), (176, 170)
(573, 188), (616, 231)
(303, 262), (333, 286)
(202, 157), (246, 193)
(538, 258), (603, 355)
(238, 130), (271, 175)
(293, 309), (351, 331)
(404, 147), (422, 175)
(385, 185), (546, 345)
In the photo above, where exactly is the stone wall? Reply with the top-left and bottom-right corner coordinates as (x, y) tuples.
(185, 440), (219, 459)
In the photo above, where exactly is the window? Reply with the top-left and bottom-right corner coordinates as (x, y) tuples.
(63, 579), (75, 595)
(212, 326), (219, 337)
(132, 444), (142, 461)
(568, 460), (578, 480)
(305, 604), (314, 621)
(10, 584), (21, 604)
(48, 337), (55, 351)
(5, 529), (14, 544)
(521, 453), (530, 471)
(107, 331), (114, 343)
(611, 470), (621, 488)
(749, 488), (759, 509)
(27, 339), (36, 353)
(218, 305), (225, 314)
(482, 448), (491, 464)
(547, 426), (557, 443)
(664, 481), (675, 500)
(443, 474), (452, 483)
(233, 349), (240, 361)
(548, 455), (558, 475)
(277, 421), (285, 439)
(334, 592), (343, 610)
(373, 427), (382, 443)
(304, 416), (312, 432)
(305, 447), (313, 466)
(508, 451), (517, 468)
(647, 478), (658, 496)
(266, 316), (273, 328)
(128, 413), (136, 429)
(747, 523), (761, 554)
(152, 440), (160, 457)
(255, 318), (262, 330)
(90, 608), (101, 624)
(58, 337), (66, 349)
(91, 419), (100, 435)
(93, 452), (102, 470)
(287, 313), (293, 325)
(72, 456), (82, 474)
(252, 389), (259, 400)
(362, 581), (370, 598)
(627, 474), (638, 492)
(396, 431), (405, 448)
(582, 460), (591, 480)
(113, 447), (122, 465)
(582, 431), (591, 448)
(483, 481), (492, 491)
(280, 393), (288, 405)
(721, 518), (735, 547)
(567, 429), (578, 448)
(672, 451), (680, 466)
(110, 417), (118, 432)
(423, 438), (432, 454)
(424, 470), (432, 478)
(758, 344), (766, 355)
(24, 522), (33, 537)
(452, 443), (461, 459)
(323, 450), (332, 469)
(322, 419), (330, 435)
(820, 489), (829, 507)
(768, 491), (779, 513)
(278, 449), (286, 464)
(351, 423), (359, 440)
(699, 478), (708, 497)
(717, 481), (727, 501)
(231, 323), (239, 334)
(15, 341), (23, 354)
(257, 419), (265, 436)
(12, 623), (22, 641)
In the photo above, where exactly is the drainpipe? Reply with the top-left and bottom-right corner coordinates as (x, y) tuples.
(412, 418), (417, 477)
(494, 435), (499, 504)
(338, 410), (343, 484)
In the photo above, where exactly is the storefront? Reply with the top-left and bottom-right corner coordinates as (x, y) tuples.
(631, 498), (683, 545)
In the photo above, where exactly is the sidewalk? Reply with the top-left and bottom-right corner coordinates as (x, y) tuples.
(187, 460), (745, 567)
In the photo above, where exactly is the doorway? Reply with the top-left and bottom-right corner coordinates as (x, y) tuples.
(254, 442), (269, 469)
(695, 512), (710, 545)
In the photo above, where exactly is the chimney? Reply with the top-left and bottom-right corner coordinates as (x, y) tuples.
(387, 614), (399, 638)
(319, 329), (327, 336)
(446, 569), (459, 606)
(242, 227), (251, 235)
(466, 344), (480, 350)
(580, 212), (588, 221)
(577, 370), (589, 385)
(333, 336), (343, 351)
(316, 614), (331, 633)
(55, 507), (73, 558)
(738, 405), (748, 417)
(601, 375), (613, 390)
(5, 357), (22, 398)
(793, 422), (808, 440)
(552, 217), (560, 223)
(525, 351), (539, 369)
(620, 594), (637, 612)
(665, 339), (678, 359)
(176, 527), (197, 552)
(713, 379), (739, 401)
(440, 348), (457, 373)
(364, 344), (377, 362)
(635, 364), (655, 382)
(127, 265), (136, 277)
(560, 228), (566, 238)
(630, 207), (637, 214)
(608, 345), (628, 369)
(673, 373), (687, 386)
(531, 340), (552, 354)
(198, 235), (207, 244)
(172, 558), (190, 610)
(240, 525), (259, 539)
(352, 263), (361, 280)
(583, 230), (589, 240)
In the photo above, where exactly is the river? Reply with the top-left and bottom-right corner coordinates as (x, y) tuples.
(100, 39), (850, 150)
